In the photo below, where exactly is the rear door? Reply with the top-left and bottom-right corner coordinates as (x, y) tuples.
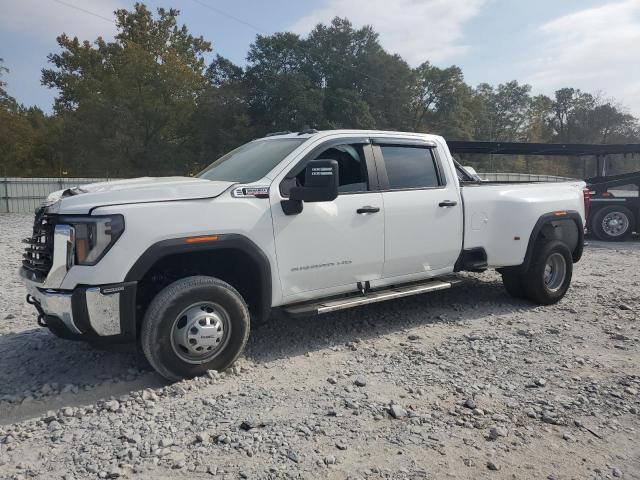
(373, 140), (463, 279)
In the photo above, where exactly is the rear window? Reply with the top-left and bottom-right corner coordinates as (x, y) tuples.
(381, 146), (441, 189)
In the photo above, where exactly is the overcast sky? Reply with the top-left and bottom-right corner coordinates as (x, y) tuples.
(1, 0), (639, 116)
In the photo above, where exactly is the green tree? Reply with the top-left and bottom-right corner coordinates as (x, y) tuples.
(474, 80), (532, 142)
(189, 55), (251, 172)
(525, 95), (554, 142)
(589, 103), (638, 143)
(244, 18), (414, 133)
(549, 88), (639, 144)
(0, 60), (42, 175)
(520, 94), (555, 174)
(41, 3), (211, 175)
(0, 58), (18, 111)
(2, 7), (638, 179)
(245, 32), (324, 134)
(306, 18), (413, 130)
(550, 88), (592, 142)
(0, 110), (35, 175)
(410, 61), (476, 139)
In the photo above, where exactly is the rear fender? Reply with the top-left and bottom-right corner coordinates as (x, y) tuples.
(505, 211), (584, 274)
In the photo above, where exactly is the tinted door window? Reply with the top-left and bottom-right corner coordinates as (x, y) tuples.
(381, 146), (441, 189)
(295, 144), (369, 193)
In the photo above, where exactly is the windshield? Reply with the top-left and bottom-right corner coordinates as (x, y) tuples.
(197, 138), (306, 183)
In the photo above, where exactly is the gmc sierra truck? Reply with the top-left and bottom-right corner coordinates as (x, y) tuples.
(20, 130), (588, 380)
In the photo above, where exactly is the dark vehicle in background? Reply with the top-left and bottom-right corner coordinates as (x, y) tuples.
(587, 171), (640, 241)
(446, 141), (640, 243)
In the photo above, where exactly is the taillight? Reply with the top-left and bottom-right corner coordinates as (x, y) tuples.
(582, 187), (590, 225)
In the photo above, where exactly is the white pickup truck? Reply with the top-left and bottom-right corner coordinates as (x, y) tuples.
(20, 130), (588, 380)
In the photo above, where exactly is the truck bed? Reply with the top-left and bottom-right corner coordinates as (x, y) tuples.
(460, 180), (586, 268)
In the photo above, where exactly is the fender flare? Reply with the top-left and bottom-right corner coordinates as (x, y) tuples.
(513, 210), (584, 274)
(125, 234), (272, 323)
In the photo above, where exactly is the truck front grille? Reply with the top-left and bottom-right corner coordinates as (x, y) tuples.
(22, 207), (55, 278)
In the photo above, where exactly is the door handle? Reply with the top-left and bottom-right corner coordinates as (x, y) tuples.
(438, 200), (458, 207)
(357, 206), (380, 214)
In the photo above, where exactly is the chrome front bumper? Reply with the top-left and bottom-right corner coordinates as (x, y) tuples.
(20, 268), (137, 341)
(25, 280), (79, 334)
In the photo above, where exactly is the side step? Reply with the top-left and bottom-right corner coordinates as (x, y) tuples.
(283, 276), (464, 317)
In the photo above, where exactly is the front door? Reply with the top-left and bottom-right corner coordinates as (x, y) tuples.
(374, 142), (463, 279)
(271, 140), (385, 299)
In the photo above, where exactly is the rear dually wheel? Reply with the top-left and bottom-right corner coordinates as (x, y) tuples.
(521, 240), (573, 305)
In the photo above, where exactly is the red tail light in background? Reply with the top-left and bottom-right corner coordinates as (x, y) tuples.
(582, 187), (590, 226)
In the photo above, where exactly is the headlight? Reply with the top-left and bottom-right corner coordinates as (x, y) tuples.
(58, 215), (125, 266)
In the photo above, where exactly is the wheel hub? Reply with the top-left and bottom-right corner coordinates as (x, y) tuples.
(543, 252), (567, 292)
(602, 211), (629, 237)
(170, 302), (230, 364)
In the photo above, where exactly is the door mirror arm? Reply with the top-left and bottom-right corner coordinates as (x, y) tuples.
(281, 198), (303, 215)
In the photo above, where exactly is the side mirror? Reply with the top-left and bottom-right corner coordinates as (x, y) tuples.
(281, 159), (339, 215)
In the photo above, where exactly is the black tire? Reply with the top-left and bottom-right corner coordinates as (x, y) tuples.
(501, 271), (526, 299)
(141, 276), (250, 382)
(591, 205), (634, 241)
(522, 240), (573, 305)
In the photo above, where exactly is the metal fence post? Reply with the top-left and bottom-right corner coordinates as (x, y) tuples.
(1, 176), (9, 214)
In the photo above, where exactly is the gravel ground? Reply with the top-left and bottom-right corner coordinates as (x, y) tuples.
(0, 213), (638, 480)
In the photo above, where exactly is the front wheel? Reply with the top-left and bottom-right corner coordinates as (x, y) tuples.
(522, 240), (573, 305)
(141, 276), (250, 382)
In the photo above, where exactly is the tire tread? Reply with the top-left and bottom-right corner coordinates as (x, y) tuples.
(522, 240), (572, 305)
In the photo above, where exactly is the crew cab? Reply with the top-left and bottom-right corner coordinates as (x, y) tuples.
(19, 130), (588, 380)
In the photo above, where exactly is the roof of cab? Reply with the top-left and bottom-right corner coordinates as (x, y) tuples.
(260, 129), (443, 142)
(259, 129), (447, 181)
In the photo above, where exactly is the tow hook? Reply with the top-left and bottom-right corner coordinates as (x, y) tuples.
(26, 294), (47, 328)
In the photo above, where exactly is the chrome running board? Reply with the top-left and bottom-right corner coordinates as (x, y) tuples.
(283, 276), (463, 317)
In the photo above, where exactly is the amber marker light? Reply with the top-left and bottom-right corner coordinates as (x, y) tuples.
(553, 211), (567, 216)
(185, 235), (219, 244)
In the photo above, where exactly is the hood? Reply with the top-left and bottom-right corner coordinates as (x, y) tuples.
(45, 176), (235, 214)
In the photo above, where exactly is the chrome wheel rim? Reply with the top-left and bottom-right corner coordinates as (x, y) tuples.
(602, 211), (629, 237)
(543, 253), (567, 292)
(170, 302), (231, 364)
